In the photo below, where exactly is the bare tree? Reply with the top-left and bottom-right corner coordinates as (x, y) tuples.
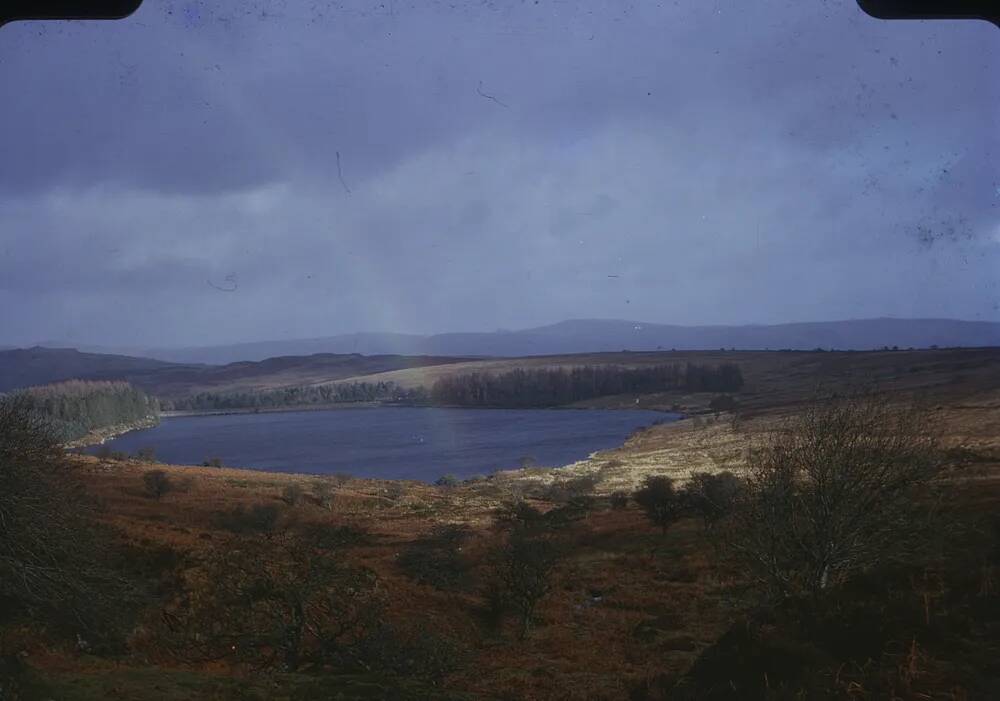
(491, 529), (561, 639)
(0, 395), (136, 646)
(725, 392), (942, 600)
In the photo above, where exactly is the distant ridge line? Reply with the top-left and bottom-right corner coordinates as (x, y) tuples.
(12, 317), (1000, 365)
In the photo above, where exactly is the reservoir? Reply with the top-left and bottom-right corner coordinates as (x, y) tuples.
(88, 407), (675, 481)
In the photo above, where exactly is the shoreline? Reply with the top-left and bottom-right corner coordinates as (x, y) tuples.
(80, 405), (684, 482)
(64, 415), (161, 450)
(161, 402), (681, 419)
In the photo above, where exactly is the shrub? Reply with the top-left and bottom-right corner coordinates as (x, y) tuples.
(709, 394), (738, 416)
(542, 474), (599, 503)
(542, 497), (597, 528)
(201, 456), (224, 468)
(609, 491), (630, 509)
(0, 395), (140, 646)
(633, 475), (683, 534)
(495, 501), (545, 531)
(215, 503), (280, 536)
(725, 392), (942, 599)
(300, 522), (368, 551)
(281, 483), (305, 506)
(491, 530), (561, 639)
(166, 534), (381, 671)
(95, 445), (127, 461)
(682, 471), (742, 529)
(434, 474), (460, 488)
(351, 622), (466, 683)
(397, 525), (472, 590)
(312, 480), (337, 510)
(134, 446), (157, 463)
(142, 469), (172, 500)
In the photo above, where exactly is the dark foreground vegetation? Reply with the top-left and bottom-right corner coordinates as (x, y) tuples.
(1, 383), (998, 699)
(430, 363), (744, 407)
(3, 380), (158, 442)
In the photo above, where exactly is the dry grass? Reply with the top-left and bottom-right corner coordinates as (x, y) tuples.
(9, 347), (1000, 699)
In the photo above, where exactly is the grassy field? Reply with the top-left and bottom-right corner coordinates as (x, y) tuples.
(5, 348), (1000, 699)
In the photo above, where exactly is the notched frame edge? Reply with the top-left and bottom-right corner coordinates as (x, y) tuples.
(0, 1), (144, 28)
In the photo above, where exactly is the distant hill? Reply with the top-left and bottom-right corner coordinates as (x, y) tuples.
(129, 352), (476, 399)
(0, 347), (188, 393)
(98, 318), (1000, 364)
(137, 333), (430, 365)
(0, 347), (475, 397)
(5, 318), (998, 397)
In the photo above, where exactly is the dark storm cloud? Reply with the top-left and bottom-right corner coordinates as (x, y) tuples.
(0, 0), (997, 347)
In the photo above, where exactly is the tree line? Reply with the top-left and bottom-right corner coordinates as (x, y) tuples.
(428, 362), (744, 407)
(161, 363), (743, 413)
(3, 380), (159, 442)
(165, 381), (429, 412)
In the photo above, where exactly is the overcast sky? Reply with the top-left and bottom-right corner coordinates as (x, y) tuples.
(0, 0), (997, 348)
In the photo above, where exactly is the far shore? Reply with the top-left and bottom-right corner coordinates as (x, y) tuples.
(161, 401), (385, 418)
(160, 401), (681, 419)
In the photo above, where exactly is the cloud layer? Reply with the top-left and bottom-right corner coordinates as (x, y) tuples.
(1, 0), (997, 347)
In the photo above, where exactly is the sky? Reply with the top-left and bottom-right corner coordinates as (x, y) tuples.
(0, 0), (998, 348)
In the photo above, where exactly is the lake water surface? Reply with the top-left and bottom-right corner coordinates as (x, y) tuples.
(89, 407), (674, 481)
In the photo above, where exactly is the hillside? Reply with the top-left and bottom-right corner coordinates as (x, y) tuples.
(0, 347), (477, 399)
(96, 317), (1000, 364)
(5, 347), (999, 699)
(127, 352), (477, 399)
(0, 347), (188, 393)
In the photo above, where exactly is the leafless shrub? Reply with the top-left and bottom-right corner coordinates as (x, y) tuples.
(609, 491), (630, 509)
(134, 446), (157, 463)
(542, 474), (599, 503)
(215, 503), (281, 537)
(312, 480), (337, 510)
(490, 529), (561, 639)
(724, 392), (943, 600)
(299, 522), (368, 551)
(0, 395), (138, 647)
(351, 622), (466, 683)
(633, 476), (684, 534)
(709, 394), (738, 416)
(330, 472), (353, 487)
(495, 501), (545, 531)
(164, 533), (381, 671)
(384, 482), (406, 501)
(434, 474), (460, 489)
(281, 483), (304, 506)
(142, 469), (172, 500)
(397, 525), (472, 591)
(682, 471), (743, 530)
